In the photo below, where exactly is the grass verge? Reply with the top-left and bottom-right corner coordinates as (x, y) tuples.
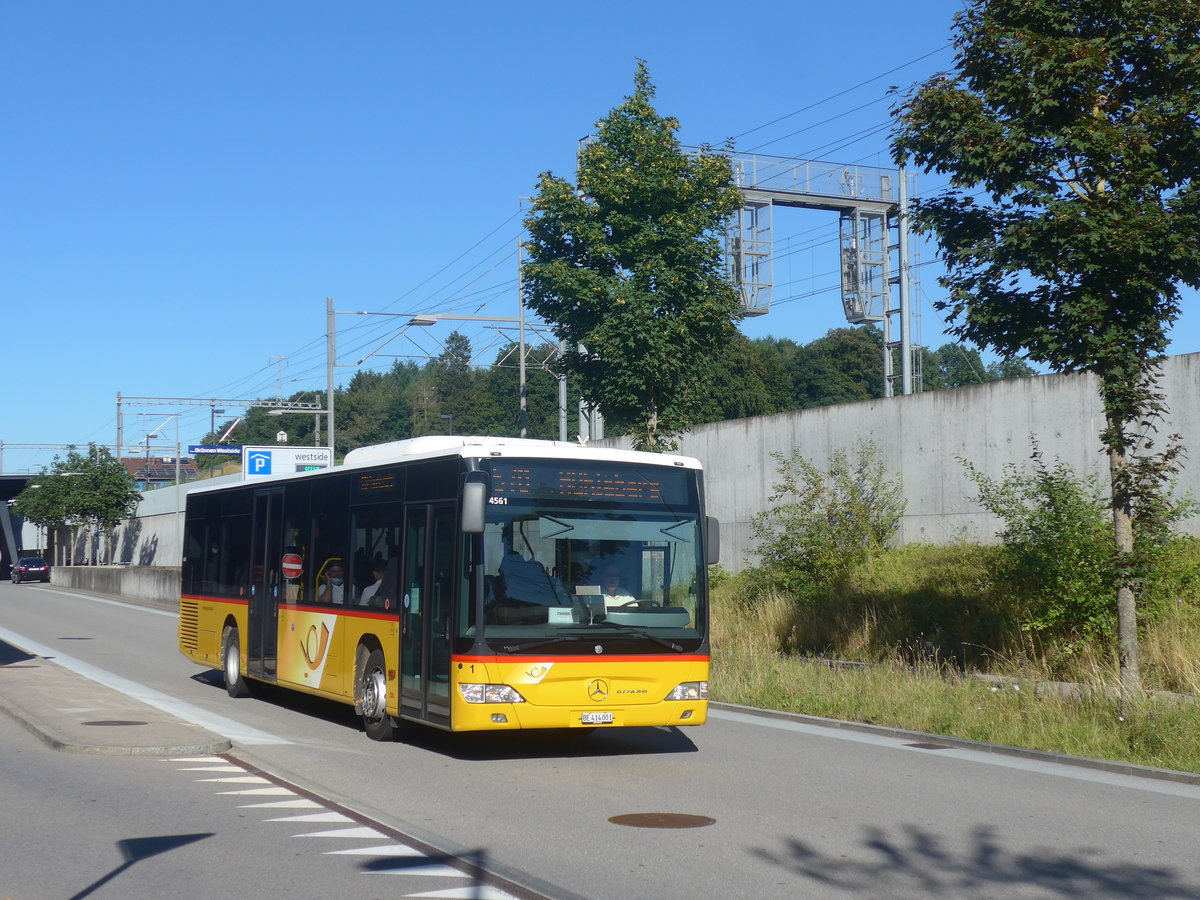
(709, 547), (1200, 774)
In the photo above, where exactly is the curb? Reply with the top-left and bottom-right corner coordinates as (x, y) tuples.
(0, 653), (231, 757)
(711, 701), (1200, 786)
(0, 691), (232, 756)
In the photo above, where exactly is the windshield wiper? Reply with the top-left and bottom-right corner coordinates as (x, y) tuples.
(499, 635), (588, 653)
(600, 621), (685, 652)
(497, 625), (685, 654)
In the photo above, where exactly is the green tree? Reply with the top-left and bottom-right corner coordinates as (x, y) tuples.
(790, 327), (884, 409)
(921, 343), (1037, 390)
(892, 0), (1200, 691)
(693, 333), (791, 424)
(986, 357), (1038, 382)
(522, 62), (743, 451)
(13, 445), (141, 565)
(337, 370), (411, 450)
(924, 343), (990, 390)
(476, 341), (581, 439)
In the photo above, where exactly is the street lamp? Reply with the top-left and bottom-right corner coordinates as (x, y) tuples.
(439, 413), (454, 435)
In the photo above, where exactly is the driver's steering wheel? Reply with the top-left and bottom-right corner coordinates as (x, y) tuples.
(618, 599), (662, 609)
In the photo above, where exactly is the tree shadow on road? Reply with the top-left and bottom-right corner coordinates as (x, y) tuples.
(752, 822), (1200, 899)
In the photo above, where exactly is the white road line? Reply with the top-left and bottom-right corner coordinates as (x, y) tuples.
(325, 844), (424, 857)
(0, 624), (291, 745)
(406, 886), (523, 898)
(217, 787), (296, 796)
(171, 759), (521, 899)
(710, 707), (1200, 798)
(296, 827), (390, 839)
(264, 812), (355, 823)
(239, 799), (323, 809)
(178, 765), (246, 772)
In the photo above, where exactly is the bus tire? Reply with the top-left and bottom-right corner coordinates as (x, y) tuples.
(360, 648), (395, 741)
(222, 625), (252, 698)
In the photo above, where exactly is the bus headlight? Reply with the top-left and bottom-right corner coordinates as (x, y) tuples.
(665, 681), (708, 701)
(459, 683), (526, 704)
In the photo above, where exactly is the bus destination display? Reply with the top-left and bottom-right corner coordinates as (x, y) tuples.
(487, 461), (689, 504)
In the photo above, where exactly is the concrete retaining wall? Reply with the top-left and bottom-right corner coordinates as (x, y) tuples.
(600, 351), (1200, 573)
(53, 565), (181, 606)
(63, 352), (1200, 592)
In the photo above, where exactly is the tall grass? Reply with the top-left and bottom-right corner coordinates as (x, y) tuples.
(710, 538), (1200, 772)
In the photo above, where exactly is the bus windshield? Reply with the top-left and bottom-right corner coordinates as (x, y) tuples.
(468, 460), (706, 653)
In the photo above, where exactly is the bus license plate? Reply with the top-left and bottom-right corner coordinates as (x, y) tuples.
(581, 712), (614, 725)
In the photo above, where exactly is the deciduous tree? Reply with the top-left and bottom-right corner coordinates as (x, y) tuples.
(522, 62), (743, 451)
(892, 0), (1200, 690)
(13, 445), (141, 565)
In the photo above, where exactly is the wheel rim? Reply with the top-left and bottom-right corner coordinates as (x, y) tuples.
(362, 667), (387, 721)
(225, 642), (240, 684)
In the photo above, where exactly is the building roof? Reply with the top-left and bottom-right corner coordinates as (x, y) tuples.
(121, 456), (200, 484)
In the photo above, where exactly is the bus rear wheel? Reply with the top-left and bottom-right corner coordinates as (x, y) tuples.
(222, 625), (252, 698)
(360, 649), (396, 741)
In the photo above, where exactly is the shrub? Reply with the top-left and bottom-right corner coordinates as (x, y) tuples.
(749, 440), (905, 599)
(963, 446), (1116, 645)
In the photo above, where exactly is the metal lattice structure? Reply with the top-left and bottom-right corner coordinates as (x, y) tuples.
(722, 151), (921, 396)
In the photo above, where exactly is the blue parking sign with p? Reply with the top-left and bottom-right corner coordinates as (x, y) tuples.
(248, 450), (272, 475)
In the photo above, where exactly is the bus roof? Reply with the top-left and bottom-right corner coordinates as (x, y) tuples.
(182, 436), (704, 499)
(342, 435), (703, 470)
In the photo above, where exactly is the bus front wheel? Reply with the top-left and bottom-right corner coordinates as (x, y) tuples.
(222, 625), (252, 698)
(360, 648), (396, 741)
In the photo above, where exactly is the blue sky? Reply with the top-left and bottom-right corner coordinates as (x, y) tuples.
(4, 1), (1197, 474)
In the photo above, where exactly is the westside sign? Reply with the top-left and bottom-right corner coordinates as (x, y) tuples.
(241, 445), (334, 480)
(188, 445), (242, 456)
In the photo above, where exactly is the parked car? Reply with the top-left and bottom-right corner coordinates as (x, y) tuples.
(11, 557), (50, 584)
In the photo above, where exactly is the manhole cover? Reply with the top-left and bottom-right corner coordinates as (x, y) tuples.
(609, 813), (716, 829)
(82, 720), (148, 727)
(906, 742), (950, 750)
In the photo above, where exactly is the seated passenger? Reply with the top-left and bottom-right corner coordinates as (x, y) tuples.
(359, 561), (386, 606)
(318, 562), (347, 605)
(500, 552), (560, 604)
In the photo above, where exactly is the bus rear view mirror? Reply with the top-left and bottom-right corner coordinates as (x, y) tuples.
(462, 472), (488, 534)
(705, 516), (720, 566)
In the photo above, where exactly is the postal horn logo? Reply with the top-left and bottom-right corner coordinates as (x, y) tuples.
(587, 679), (609, 702)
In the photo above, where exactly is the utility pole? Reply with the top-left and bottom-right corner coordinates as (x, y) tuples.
(518, 240), (528, 438)
(270, 356), (287, 400)
(326, 297), (336, 455)
(558, 340), (568, 441)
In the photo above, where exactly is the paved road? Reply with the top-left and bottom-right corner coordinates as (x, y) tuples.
(4, 580), (1200, 899)
(1, 716), (534, 900)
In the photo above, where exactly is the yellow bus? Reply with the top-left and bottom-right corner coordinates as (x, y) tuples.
(179, 436), (718, 740)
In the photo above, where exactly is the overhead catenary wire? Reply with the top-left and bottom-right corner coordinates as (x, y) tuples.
(96, 45), (969, 456)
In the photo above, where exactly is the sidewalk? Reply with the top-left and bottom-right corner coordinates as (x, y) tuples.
(0, 641), (231, 756)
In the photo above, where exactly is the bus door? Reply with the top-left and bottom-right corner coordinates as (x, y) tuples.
(399, 502), (455, 726)
(247, 488), (283, 680)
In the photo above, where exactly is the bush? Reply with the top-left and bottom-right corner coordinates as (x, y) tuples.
(749, 440), (905, 599)
(964, 447), (1116, 645)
